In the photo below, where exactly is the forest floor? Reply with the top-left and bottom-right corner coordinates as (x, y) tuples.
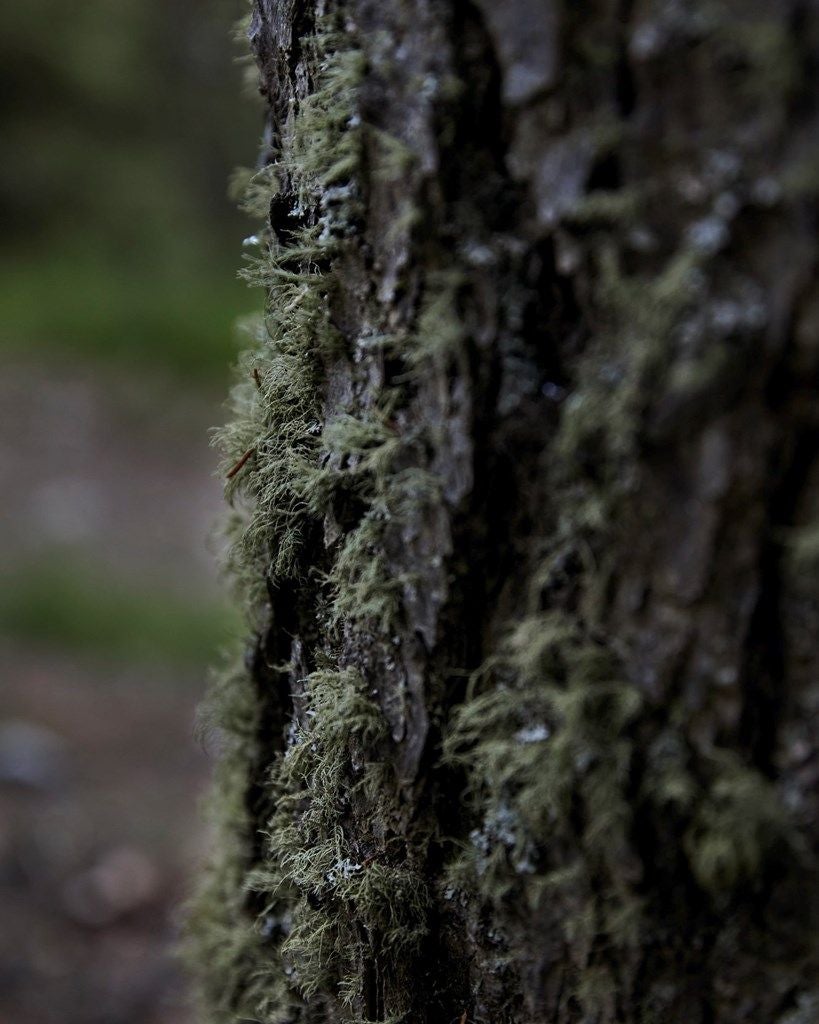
(0, 359), (236, 1024)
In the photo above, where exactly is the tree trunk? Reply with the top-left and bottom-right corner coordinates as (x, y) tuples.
(187, 2), (819, 1022)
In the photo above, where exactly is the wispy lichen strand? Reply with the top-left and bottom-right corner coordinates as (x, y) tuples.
(186, 22), (433, 1024)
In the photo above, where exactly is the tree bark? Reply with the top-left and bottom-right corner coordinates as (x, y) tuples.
(188, 2), (819, 1022)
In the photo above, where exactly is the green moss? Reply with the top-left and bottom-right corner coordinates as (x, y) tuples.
(326, 467), (440, 633)
(185, 658), (298, 1024)
(192, 6), (807, 1020)
(189, 21), (435, 1022)
(556, 243), (701, 480)
(445, 610), (644, 1013)
(719, 17), (799, 103)
(440, 180), (790, 1015)
(410, 270), (467, 367)
(784, 522), (819, 568)
(259, 668), (428, 1013)
(684, 752), (789, 896)
(328, 516), (404, 632)
(565, 186), (643, 225)
(212, 34), (366, 615)
(187, 21), (375, 1021)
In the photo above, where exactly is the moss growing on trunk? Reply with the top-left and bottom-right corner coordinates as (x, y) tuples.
(188, 2), (819, 1022)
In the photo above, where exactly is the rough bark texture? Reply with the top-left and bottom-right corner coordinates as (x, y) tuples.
(188, 2), (819, 1022)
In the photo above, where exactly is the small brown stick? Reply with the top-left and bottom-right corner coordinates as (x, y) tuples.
(226, 447), (256, 480)
(252, 368), (262, 389)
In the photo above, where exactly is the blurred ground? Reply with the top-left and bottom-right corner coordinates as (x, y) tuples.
(0, 362), (239, 1024)
(0, 1), (258, 1020)
(1, 650), (206, 1024)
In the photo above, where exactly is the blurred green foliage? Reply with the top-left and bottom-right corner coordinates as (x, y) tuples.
(0, 0), (259, 383)
(0, 554), (243, 668)
(0, 0), (258, 668)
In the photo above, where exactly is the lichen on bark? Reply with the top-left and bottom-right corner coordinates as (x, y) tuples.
(187, 1), (819, 1022)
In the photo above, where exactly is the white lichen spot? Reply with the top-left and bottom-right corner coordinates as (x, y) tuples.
(686, 216), (729, 254)
(629, 21), (666, 60)
(713, 191), (740, 220)
(469, 828), (490, 856)
(751, 177), (781, 207)
(325, 858), (362, 887)
(676, 172), (708, 204)
(627, 226), (658, 252)
(541, 381), (567, 402)
(555, 234), (582, 275)
(745, 301), (768, 329)
(420, 74), (438, 99)
(705, 149), (741, 184)
(599, 361), (625, 385)
(716, 665), (738, 687)
(515, 723), (551, 744)
(463, 242), (495, 267)
(514, 853), (536, 875)
(710, 301), (741, 335)
(260, 914), (281, 937)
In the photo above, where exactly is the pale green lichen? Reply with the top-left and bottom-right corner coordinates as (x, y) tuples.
(186, 23), (372, 1023)
(210, 25), (367, 623)
(326, 467), (440, 634)
(409, 270), (468, 368)
(683, 751), (790, 895)
(192, 6), (810, 1022)
(555, 243), (701, 478)
(441, 176), (795, 1018)
(185, 658), (298, 1024)
(255, 667), (429, 1014)
(445, 611), (644, 1017)
(189, 20), (434, 1023)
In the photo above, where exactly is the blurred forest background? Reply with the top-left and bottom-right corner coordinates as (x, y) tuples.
(0, 2), (258, 1021)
